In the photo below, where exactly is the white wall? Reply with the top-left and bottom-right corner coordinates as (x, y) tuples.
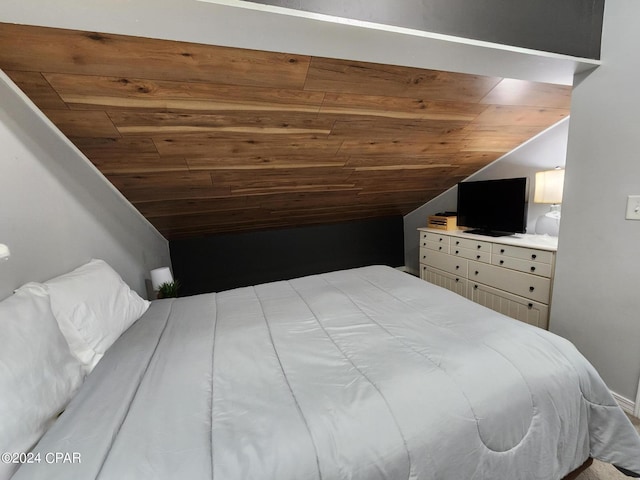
(550, 0), (640, 402)
(404, 118), (570, 274)
(0, 72), (170, 300)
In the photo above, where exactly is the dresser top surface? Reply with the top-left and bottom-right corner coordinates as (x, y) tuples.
(417, 228), (558, 252)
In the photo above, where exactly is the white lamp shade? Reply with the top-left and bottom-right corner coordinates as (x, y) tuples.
(0, 243), (10, 261)
(150, 267), (174, 290)
(534, 169), (565, 204)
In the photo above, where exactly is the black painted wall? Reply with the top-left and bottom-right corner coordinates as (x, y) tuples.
(170, 216), (405, 296)
(247, 0), (604, 59)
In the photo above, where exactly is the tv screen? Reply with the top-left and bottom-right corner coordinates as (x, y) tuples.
(457, 177), (528, 236)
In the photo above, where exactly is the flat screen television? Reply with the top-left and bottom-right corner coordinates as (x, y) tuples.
(457, 177), (528, 236)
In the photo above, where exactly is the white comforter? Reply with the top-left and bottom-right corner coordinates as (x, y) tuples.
(13, 266), (640, 479)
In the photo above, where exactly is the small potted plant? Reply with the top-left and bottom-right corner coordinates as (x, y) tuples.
(157, 280), (180, 299)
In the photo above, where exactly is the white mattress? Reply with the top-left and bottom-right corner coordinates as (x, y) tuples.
(12, 266), (640, 479)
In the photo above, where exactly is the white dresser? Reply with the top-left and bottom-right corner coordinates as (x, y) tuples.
(417, 228), (558, 329)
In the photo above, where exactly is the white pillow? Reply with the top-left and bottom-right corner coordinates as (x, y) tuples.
(44, 259), (150, 372)
(0, 284), (84, 480)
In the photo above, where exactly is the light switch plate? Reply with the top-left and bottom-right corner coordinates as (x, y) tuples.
(626, 195), (640, 220)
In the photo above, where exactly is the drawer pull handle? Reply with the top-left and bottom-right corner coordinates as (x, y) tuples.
(422, 255), (426, 259)
(439, 238), (443, 242)
(530, 266), (536, 272)
(438, 246), (442, 250)
(532, 254), (537, 259)
(455, 278), (459, 283)
(474, 285), (478, 290)
(500, 248), (505, 253)
(455, 250), (459, 254)
(456, 241), (460, 245)
(455, 265), (460, 270)
(423, 243), (426, 246)
(477, 245), (481, 249)
(475, 271), (479, 275)
(528, 303), (533, 309)
(499, 260), (504, 265)
(476, 255), (481, 259)
(529, 286), (535, 292)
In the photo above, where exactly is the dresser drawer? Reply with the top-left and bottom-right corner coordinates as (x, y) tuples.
(421, 241), (450, 254)
(422, 250), (468, 276)
(422, 231), (451, 245)
(468, 260), (551, 304)
(469, 282), (549, 329)
(450, 237), (492, 253)
(493, 244), (553, 264)
(491, 256), (553, 278)
(423, 266), (468, 297)
(452, 246), (490, 263)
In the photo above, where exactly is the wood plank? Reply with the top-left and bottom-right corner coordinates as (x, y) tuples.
(210, 167), (357, 196)
(481, 78), (572, 109)
(70, 136), (159, 159)
(247, 190), (362, 210)
(89, 157), (189, 175)
(461, 125), (545, 153)
(320, 92), (487, 121)
(107, 172), (228, 202)
(351, 168), (464, 193)
(43, 109), (120, 138)
(338, 133), (467, 157)
(0, 23), (311, 89)
(123, 185), (231, 203)
(329, 117), (468, 137)
(345, 152), (496, 168)
(187, 155), (347, 171)
(4, 70), (68, 110)
(108, 171), (213, 190)
(306, 57), (502, 103)
(44, 73), (324, 113)
(472, 105), (569, 126)
(109, 111), (334, 136)
(267, 204), (409, 217)
(153, 133), (341, 158)
(352, 164), (455, 172)
(135, 197), (249, 218)
(68, 136), (185, 173)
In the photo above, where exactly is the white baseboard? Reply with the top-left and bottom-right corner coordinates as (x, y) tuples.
(611, 391), (636, 416)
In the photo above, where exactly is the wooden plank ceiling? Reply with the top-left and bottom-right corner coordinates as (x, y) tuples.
(0, 23), (571, 239)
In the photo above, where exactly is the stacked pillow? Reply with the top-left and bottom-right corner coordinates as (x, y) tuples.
(43, 259), (151, 371)
(0, 259), (151, 480)
(0, 284), (83, 480)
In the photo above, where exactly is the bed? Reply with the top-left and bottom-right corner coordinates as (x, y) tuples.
(3, 263), (640, 479)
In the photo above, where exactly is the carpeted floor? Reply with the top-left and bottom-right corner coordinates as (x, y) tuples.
(574, 414), (640, 480)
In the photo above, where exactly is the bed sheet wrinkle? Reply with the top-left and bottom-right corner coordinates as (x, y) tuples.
(212, 286), (322, 480)
(318, 272), (535, 455)
(254, 281), (412, 480)
(96, 294), (217, 480)
(288, 276), (468, 479)
(287, 280), (413, 480)
(10, 299), (174, 480)
(526, 326), (640, 474)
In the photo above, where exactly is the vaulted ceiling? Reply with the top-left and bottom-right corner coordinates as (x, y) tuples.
(0, 23), (571, 239)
